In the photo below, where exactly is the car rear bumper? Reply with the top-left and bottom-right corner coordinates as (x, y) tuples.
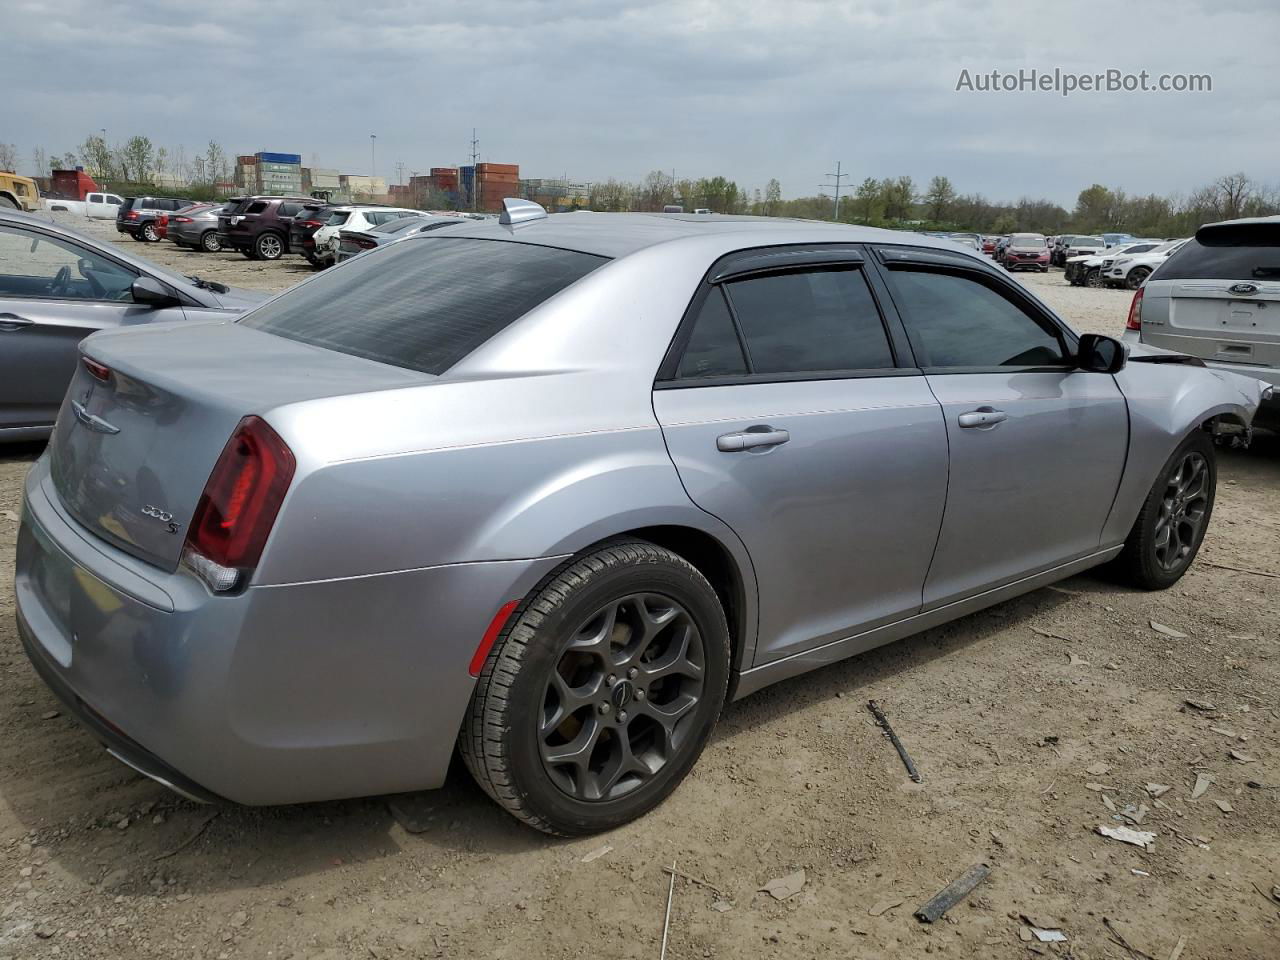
(16, 455), (564, 805)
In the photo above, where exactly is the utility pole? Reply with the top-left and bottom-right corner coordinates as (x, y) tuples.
(822, 160), (848, 221)
(395, 161), (405, 186)
(469, 129), (480, 211)
(370, 134), (377, 183)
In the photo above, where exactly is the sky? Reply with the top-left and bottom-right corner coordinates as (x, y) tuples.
(3, 0), (1277, 208)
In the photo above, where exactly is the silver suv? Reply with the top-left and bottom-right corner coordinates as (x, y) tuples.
(1127, 216), (1279, 425)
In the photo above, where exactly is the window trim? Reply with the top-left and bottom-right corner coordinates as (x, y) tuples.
(869, 244), (1080, 373)
(655, 243), (918, 388)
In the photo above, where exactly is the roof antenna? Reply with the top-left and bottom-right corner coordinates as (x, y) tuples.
(499, 197), (548, 226)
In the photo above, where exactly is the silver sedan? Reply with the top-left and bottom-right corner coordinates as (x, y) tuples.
(16, 201), (1268, 834)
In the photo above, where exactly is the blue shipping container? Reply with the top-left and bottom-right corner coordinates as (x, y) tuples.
(256, 152), (303, 165)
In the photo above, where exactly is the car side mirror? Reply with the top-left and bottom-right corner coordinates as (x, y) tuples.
(1076, 333), (1126, 373)
(131, 276), (179, 309)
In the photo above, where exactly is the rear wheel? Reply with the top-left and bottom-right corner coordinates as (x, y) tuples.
(1126, 266), (1151, 290)
(254, 232), (284, 261)
(200, 231), (222, 253)
(1085, 269), (1104, 288)
(1111, 431), (1216, 589)
(141, 222), (159, 242)
(460, 541), (730, 836)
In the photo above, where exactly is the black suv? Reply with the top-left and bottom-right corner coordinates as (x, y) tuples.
(287, 202), (340, 266)
(216, 196), (315, 260)
(116, 196), (189, 242)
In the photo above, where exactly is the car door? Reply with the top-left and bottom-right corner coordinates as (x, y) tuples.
(653, 248), (948, 665)
(0, 222), (144, 432)
(873, 247), (1129, 608)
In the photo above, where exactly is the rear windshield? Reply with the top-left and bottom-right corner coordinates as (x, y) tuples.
(1071, 236), (1104, 246)
(325, 211), (351, 226)
(239, 238), (608, 375)
(1157, 239), (1280, 281)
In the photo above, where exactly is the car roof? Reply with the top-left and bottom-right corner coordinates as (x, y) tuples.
(408, 211), (984, 260)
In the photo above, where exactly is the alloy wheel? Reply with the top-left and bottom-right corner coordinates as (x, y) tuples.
(539, 593), (706, 802)
(1153, 451), (1209, 571)
(142, 223), (158, 241)
(258, 234), (283, 260)
(202, 232), (221, 252)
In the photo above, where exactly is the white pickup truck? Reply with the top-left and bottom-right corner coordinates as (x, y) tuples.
(42, 191), (125, 219)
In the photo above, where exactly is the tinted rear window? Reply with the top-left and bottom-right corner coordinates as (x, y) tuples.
(240, 238), (607, 375)
(1157, 238), (1280, 282)
(325, 211), (351, 226)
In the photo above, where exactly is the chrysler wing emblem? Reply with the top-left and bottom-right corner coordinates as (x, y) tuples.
(71, 399), (120, 435)
(1228, 282), (1258, 296)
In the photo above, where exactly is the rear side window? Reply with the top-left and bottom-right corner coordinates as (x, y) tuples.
(887, 268), (1067, 368)
(245, 201), (268, 214)
(1156, 239), (1280, 282)
(240, 239), (607, 375)
(724, 268), (894, 374)
(277, 202), (302, 218)
(677, 289), (748, 378)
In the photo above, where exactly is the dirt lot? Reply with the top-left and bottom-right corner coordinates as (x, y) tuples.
(1, 225), (1277, 959)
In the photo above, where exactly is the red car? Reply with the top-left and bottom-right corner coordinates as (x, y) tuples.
(1002, 233), (1050, 272)
(982, 236), (997, 255)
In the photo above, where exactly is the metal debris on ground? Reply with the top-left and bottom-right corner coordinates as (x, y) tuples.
(153, 811), (221, 861)
(659, 860), (676, 960)
(1190, 773), (1214, 800)
(1213, 799), (1234, 813)
(868, 897), (904, 917)
(1230, 749), (1257, 763)
(663, 865), (726, 898)
(580, 844), (613, 863)
(758, 869), (805, 901)
(867, 700), (921, 783)
(1183, 698), (1216, 712)
(1095, 825), (1156, 850)
(1150, 621), (1188, 639)
(1032, 928), (1067, 942)
(913, 862), (990, 923)
(1120, 804), (1149, 825)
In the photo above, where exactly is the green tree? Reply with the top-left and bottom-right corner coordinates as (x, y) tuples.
(764, 178), (781, 216)
(924, 175), (956, 222)
(78, 134), (116, 179)
(853, 177), (882, 222)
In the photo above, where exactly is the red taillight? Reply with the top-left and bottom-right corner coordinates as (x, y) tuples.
(183, 416), (295, 591)
(82, 357), (111, 381)
(1126, 287), (1144, 330)
(355, 237), (377, 249)
(300, 219), (322, 228)
(126, 210), (139, 219)
(174, 216), (193, 223)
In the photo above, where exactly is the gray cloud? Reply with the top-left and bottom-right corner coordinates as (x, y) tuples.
(3, 0), (1276, 206)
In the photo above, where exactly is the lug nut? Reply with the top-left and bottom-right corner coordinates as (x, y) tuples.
(599, 703), (612, 716)
(634, 689), (645, 701)
(606, 674), (617, 686)
(617, 710), (628, 723)
(627, 667), (638, 679)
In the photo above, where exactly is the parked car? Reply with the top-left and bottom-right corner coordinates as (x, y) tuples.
(287, 202), (340, 266)
(1102, 239), (1188, 289)
(14, 202), (1269, 835)
(948, 232), (982, 249)
(1051, 235), (1106, 267)
(333, 214), (468, 263)
(217, 196), (316, 261)
(310, 205), (421, 267)
(43, 190), (126, 220)
(981, 236), (997, 255)
(0, 171), (41, 212)
(165, 203), (227, 252)
(116, 196), (190, 242)
(0, 209), (265, 442)
(1064, 240), (1162, 287)
(1103, 232), (1136, 248)
(1002, 233), (1050, 271)
(1125, 216), (1280, 425)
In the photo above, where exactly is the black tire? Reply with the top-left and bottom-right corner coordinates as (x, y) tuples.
(1111, 431), (1216, 589)
(131, 232), (146, 241)
(200, 231), (222, 253)
(0, 196), (18, 209)
(1085, 269), (1104, 289)
(241, 248), (259, 260)
(1126, 266), (1151, 290)
(460, 540), (730, 836)
(254, 231), (284, 261)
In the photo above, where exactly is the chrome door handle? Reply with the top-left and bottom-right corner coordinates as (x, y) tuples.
(0, 313), (34, 331)
(957, 407), (1007, 429)
(716, 428), (791, 452)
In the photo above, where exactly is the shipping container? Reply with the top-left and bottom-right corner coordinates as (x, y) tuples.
(476, 162), (519, 175)
(256, 152), (303, 165)
(237, 155), (258, 166)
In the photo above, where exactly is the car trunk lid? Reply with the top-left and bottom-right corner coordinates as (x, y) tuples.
(48, 319), (429, 571)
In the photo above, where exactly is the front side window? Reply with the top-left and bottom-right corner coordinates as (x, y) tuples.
(0, 225), (136, 301)
(724, 267), (894, 375)
(240, 238), (606, 375)
(887, 268), (1067, 368)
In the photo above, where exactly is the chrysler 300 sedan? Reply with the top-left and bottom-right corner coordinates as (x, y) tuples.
(16, 200), (1269, 835)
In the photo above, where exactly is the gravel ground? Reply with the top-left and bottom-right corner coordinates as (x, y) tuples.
(0, 220), (1276, 960)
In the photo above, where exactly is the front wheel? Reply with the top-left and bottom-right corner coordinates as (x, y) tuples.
(460, 541), (730, 836)
(1126, 266), (1151, 290)
(200, 231), (222, 253)
(1085, 269), (1104, 288)
(1111, 431), (1216, 589)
